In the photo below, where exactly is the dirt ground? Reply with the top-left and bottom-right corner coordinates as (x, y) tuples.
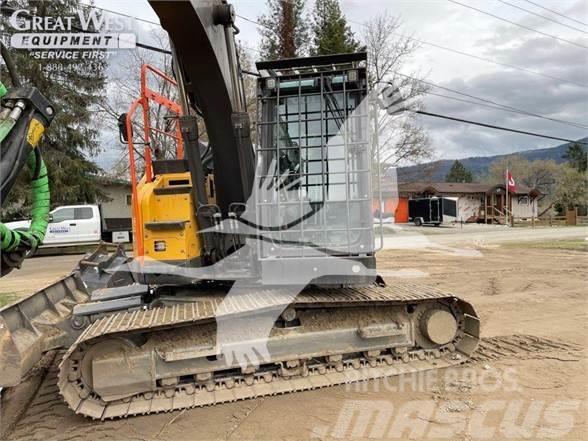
(1, 236), (586, 441)
(0, 254), (84, 306)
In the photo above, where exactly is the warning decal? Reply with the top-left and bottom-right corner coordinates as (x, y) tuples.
(27, 119), (45, 147)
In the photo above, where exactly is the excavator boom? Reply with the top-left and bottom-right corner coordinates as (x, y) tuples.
(149, 0), (255, 214)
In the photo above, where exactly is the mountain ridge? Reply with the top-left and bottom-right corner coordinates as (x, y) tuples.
(396, 138), (588, 182)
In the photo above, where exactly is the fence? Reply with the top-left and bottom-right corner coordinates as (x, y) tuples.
(516, 215), (588, 227)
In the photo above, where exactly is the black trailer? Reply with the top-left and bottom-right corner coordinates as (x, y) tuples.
(409, 197), (458, 226)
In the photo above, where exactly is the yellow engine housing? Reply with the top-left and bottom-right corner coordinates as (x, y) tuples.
(134, 172), (201, 262)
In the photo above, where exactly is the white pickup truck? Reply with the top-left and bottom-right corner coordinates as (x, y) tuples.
(4, 204), (132, 247)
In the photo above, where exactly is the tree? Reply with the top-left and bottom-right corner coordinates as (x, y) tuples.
(486, 155), (563, 211)
(311, 0), (360, 55)
(563, 142), (587, 173)
(258, 0), (308, 60)
(554, 165), (588, 211)
(1, 0), (107, 220)
(486, 155), (559, 193)
(446, 160), (473, 183)
(363, 12), (432, 170)
(236, 43), (258, 144)
(96, 28), (180, 179)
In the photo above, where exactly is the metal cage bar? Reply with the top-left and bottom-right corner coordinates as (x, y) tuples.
(256, 62), (372, 260)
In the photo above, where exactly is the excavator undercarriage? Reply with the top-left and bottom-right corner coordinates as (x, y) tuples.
(0, 249), (479, 419)
(58, 283), (478, 419)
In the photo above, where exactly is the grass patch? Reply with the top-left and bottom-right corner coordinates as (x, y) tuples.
(0, 292), (19, 308)
(501, 239), (588, 252)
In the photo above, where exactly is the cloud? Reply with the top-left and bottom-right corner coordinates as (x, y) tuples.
(418, 3), (588, 159)
(91, 0), (587, 164)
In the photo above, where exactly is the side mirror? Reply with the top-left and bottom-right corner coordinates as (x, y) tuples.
(48, 214), (54, 223)
(118, 113), (131, 143)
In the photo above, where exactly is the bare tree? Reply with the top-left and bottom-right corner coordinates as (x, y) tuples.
(363, 12), (433, 174)
(97, 29), (180, 179)
(236, 42), (258, 144)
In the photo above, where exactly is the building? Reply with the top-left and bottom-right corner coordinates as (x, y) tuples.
(95, 178), (133, 232)
(375, 182), (543, 224)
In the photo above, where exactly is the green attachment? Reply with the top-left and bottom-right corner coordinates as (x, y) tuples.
(0, 81), (7, 98)
(0, 151), (51, 255)
(0, 117), (17, 144)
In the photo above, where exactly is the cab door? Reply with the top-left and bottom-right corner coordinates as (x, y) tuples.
(73, 206), (101, 242)
(45, 207), (78, 244)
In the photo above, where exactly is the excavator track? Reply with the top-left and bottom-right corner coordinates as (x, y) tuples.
(58, 283), (480, 419)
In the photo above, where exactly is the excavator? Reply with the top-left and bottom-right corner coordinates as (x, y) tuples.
(0, 0), (480, 419)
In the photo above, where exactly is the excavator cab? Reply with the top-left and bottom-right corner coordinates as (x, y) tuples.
(120, 53), (376, 286)
(255, 53), (376, 284)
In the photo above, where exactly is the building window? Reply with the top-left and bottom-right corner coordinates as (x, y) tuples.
(126, 194), (132, 206)
(518, 195), (529, 205)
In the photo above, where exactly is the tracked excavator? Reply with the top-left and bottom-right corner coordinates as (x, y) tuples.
(0, 0), (480, 419)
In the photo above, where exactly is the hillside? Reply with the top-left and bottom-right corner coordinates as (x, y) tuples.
(396, 138), (588, 182)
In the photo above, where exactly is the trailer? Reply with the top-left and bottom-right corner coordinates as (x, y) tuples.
(409, 197), (458, 226)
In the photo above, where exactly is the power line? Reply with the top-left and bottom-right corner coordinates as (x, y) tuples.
(425, 91), (588, 130)
(71, 2), (588, 89)
(52, 4), (587, 148)
(390, 33), (587, 88)
(394, 72), (588, 129)
(238, 12), (587, 88)
(521, 0), (588, 28)
(76, 3), (171, 55)
(77, 3), (587, 145)
(67, 3), (588, 89)
(78, 2), (162, 27)
(136, 42), (171, 55)
(415, 110), (586, 144)
(496, 0), (588, 34)
(236, 14), (272, 31)
(446, 0), (588, 50)
(240, 38), (587, 130)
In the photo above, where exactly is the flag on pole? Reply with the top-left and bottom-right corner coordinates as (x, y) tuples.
(507, 170), (516, 193)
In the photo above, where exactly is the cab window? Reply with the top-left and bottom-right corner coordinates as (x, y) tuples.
(75, 207), (94, 220)
(51, 208), (75, 223)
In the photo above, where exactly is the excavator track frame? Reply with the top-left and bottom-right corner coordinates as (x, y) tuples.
(58, 283), (479, 419)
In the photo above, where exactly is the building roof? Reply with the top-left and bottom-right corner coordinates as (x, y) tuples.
(378, 181), (542, 197)
(95, 176), (132, 187)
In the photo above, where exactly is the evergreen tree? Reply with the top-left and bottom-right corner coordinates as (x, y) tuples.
(446, 160), (474, 183)
(563, 142), (587, 173)
(311, 0), (360, 55)
(1, 0), (107, 220)
(258, 0), (308, 60)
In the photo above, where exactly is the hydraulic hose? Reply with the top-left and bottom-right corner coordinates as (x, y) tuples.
(0, 41), (22, 87)
(0, 42), (52, 276)
(0, 150), (50, 267)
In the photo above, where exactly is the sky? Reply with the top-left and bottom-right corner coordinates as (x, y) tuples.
(93, 0), (588, 166)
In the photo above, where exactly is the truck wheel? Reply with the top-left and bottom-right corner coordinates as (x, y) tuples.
(414, 218), (423, 226)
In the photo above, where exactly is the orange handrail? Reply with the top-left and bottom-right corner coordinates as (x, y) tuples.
(126, 63), (185, 257)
